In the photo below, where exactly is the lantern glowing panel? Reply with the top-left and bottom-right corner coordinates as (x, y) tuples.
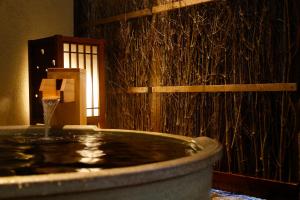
(63, 42), (99, 117)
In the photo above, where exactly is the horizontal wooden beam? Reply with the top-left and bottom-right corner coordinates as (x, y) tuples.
(94, 0), (215, 26)
(127, 87), (149, 94)
(113, 87), (149, 94)
(152, 0), (214, 14)
(152, 83), (297, 93)
(112, 83), (297, 94)
(95, 9), (152, 25)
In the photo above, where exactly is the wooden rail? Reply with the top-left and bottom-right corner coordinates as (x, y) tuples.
(114, 83), (297, 94)
(94, 0), (215, 25)
(96, 9), (152, 25)
(152, 83), (297, 93)
(152, 0), (214, 14)
(113, 87), (149, 94)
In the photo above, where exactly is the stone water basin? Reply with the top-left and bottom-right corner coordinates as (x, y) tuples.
(0, 125), (222, 200)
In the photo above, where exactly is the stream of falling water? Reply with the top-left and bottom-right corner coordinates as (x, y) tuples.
(42, 99), (60, 138)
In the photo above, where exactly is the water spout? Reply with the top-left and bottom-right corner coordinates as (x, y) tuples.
(42, 98), (60, 138)
(39, 68), (87, 128)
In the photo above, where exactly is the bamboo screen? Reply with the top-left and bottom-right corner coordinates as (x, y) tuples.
(75, 0), (299, 182)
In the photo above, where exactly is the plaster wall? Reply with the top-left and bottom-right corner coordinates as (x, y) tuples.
(0, 0), (73, 125)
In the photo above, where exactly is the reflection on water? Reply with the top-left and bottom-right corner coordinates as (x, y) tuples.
(77, 135), (105, 164)
(0, 131), (198, 176)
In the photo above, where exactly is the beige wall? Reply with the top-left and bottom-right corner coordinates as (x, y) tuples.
(0, 0), (73, 125)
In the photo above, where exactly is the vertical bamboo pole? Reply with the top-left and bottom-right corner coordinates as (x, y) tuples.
(149, 10), (161, 132)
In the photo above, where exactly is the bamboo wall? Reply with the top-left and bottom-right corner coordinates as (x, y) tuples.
(75, 0), (299, 182)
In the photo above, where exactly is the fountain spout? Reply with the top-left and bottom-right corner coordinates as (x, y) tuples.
(39, 68), (87, 128)
(39, 78), (75, 103)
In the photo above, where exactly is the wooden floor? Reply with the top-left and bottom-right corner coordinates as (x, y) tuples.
(213, 171), (299, 200)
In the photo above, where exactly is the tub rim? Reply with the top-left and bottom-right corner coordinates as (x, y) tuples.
(0, 125), (222, 199)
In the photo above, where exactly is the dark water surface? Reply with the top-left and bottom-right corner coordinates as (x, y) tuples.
(0, 130), (198, 176)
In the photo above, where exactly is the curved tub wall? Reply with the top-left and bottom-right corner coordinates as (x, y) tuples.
(0, 126), (222, 200)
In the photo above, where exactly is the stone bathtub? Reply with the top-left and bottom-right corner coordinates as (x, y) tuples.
(0, 125), (222, 200)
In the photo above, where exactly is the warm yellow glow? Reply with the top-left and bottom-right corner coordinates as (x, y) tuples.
(63, 43), (100, 117)
(78, 45), (84, 53)
(92, 54), (99, 116)
(92, 46), (97, 54)
(85, 53), (92, 117)
(71, 44), (76, 52)
(64, 52), (69, 68)
(18, 47), (30, 124)
(79, 54), (84, 68)
(86, 45), (91, 53)
(71, 53), (77, 68)
(63, 43), (69, 51)
(77, 135), (105, 164)
(77, 149), (102, 164)
(0, 0), (73, 125)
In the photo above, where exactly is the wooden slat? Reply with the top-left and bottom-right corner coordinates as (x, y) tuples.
(127, 87), (149, 94)
(94, 0), (215, 25)
(95, 8), (152, 25)
(152, 83), (297, 93)
(152, 0), (214, 14)
(113, 87), (149, 94)
(112, 83), (297, 94)
(150, 10), (162, 132)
